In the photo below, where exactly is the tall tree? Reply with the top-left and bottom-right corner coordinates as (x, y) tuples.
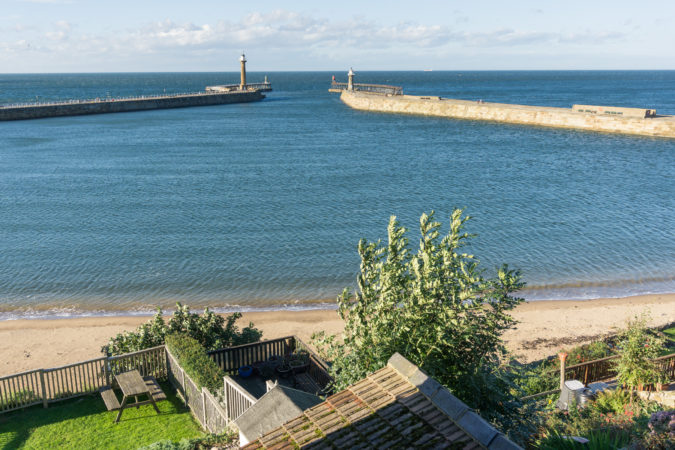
(313, 210), (525, 428)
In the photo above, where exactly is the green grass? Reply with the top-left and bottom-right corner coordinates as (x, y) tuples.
(0, 382), (203, 450)
(658, 326), (675, 356)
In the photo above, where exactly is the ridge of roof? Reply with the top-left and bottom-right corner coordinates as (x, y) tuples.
(387, 353), (521, 449)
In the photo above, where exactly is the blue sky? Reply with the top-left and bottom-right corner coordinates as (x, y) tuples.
(1, 0), (673, 72)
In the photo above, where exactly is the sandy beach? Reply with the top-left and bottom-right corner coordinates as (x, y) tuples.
(1, 293), (673, 377)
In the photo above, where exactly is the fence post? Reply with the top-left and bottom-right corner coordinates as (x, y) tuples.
(39, 370), (48, 408)
(104, 358), (111, 387)
(558, 352), (568, 390)
(202, 388), (208, 431)
(223, 376), (228, 423)
(182, 369), (187, 407)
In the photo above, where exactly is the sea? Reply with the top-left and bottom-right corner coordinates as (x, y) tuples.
(0, 71), (673, 320)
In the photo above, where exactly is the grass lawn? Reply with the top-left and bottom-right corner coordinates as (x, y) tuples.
(659, 326), (675, 356)
(0, 382), (203, 450)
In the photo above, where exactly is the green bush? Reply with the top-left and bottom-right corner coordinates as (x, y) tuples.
(312, 210), (529, 439)
(138, 431), (237, 450)
(593, 389), (632, 415)
(615, 314), (666, 396)
(536, 429), (631, 450)
(165, 333), (224, 393)
(102, 303), (262, 356)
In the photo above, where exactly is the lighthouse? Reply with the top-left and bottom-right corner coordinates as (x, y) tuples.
(347, 68), (354, 91)
(240, 53), (247, 90)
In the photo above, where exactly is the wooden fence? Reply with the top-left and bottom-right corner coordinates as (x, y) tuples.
(0, 346), (166, 414)
(207, 336), (295, 376)
(207, 336), (332, 391)
(523, 352), (675, 401)
(223, 376), (256, 422)
(165, 348), (228, 434)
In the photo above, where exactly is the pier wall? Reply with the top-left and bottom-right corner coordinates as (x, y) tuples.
(0, 91), (264, 121)
(340, 91), (675, 138)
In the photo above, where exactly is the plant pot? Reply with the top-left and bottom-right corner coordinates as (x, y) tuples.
(276, 364), (292, 378)
(267, 355), (283, 369)
(238, 365), (253, 378)
(289, 359), (308, 374)
(252, 360), (267, 375)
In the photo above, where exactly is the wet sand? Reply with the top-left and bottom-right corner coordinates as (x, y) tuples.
(1, 293), (673, 376)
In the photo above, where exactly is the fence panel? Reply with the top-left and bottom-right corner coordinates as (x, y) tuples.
(203, 388), (229, 434)
(654, 353), (675, 381)
(563, 355), (619, 385)
(0, 370), (43, 412)
(43, 357), (107, 404)
(165, 347), (229, 432)
(224, 376), (255, 422)
(207, 337), (295, 375)
(108, 346), (167, 379)
(294, 337), (333, 392)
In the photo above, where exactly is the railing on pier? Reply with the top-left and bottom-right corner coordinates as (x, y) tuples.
(331, 81), (403, 96)
(205, 82), (272, 92)
(0, 90), (253, 110)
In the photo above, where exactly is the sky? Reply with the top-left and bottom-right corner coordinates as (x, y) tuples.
(1, 0), (674, 72)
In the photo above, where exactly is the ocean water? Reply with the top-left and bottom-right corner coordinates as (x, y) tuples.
(0, 71), (673, 319)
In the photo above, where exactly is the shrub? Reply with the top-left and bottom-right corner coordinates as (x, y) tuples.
(312, 210), (527, 437)
(102, 303), (262, 355)
(536, 429), (632, 450)
(138, 430), (238, 450)
(165, 333), (224, 393)
(593, 389), (632, 415)
(614, 314), (666, 397)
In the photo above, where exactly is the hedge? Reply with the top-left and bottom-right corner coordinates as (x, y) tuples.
(166, 333), (223, 393)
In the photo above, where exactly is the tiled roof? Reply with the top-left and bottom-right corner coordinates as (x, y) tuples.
(241, 353), (521, 449)
(235, 385), (322, 444)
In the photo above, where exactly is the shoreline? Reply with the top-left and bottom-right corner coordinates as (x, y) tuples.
(2, 281), (674, 321)
(1, 293), (674, 376)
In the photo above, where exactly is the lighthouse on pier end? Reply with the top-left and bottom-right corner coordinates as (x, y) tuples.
(240, 53), (247, 89)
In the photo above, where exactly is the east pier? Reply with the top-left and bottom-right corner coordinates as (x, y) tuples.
(330, 71), (675, 139)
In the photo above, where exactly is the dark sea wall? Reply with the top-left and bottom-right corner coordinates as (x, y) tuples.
(0, 91), (264, 121)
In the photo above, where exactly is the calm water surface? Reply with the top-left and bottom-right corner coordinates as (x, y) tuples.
(0, 71), (673, 318)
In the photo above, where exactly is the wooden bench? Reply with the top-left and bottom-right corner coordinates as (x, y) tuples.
(100, 386), (121, 411)
(143, 376), (166, 402)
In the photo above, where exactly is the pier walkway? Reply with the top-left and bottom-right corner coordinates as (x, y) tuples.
(0, 89), (265, 121)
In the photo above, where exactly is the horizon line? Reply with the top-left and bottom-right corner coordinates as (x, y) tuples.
(2, 68), (675, 75)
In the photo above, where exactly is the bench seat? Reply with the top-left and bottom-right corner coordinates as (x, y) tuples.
(143, 375), (167, 402)
(100, 386), (121, 411)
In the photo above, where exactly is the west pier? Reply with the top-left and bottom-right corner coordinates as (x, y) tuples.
(330, 70), (675, 139)
(0, 54), (270, 121)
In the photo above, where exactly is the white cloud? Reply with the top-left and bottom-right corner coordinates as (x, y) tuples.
(0, 9), (636, 70)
